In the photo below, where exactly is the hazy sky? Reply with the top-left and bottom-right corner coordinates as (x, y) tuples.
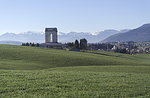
(0, 0), (150, 34)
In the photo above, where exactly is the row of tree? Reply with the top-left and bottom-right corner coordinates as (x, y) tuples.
(22, 42), (40, 47)
(66, 38), (87, 50)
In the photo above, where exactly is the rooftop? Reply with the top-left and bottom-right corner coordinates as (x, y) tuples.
(45, 28), (57, 32)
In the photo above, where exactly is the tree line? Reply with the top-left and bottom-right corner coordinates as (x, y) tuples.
(66, 38), (87, 50)
(22, 42), (40, 47)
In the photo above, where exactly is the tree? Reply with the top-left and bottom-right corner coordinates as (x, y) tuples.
(80, 38), (87, 50)
(115, 48), (128, 54)
(66, 42), (74, 48)
(22, 43), (25, 46)
(75, 40), (79, 49)
(36, 43), (40, 47)
(31, 43), (35, 46)
(26, 42), (29, 46)
(29, 42), (32, 46)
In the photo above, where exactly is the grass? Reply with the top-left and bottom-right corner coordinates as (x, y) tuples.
(0, 67), (150, 98)
(0, 45), (148, 70)
(0, 45), (150, 97)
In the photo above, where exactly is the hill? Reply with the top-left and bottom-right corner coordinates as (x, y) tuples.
(102, 23), (150, 42)
(0, 45), (149, 70)
(0, 45), (150, 97)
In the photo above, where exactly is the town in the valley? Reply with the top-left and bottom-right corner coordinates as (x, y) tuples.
(22, 28), (150, 54)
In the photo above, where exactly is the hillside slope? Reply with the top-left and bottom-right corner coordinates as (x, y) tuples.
(0, 45), (150, 97)
(102, 23), (150, 42)
(0, 45), (149, 70)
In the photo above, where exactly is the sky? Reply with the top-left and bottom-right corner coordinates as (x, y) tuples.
(0, 0), (150, 34)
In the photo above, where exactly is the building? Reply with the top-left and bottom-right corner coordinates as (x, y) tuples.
(45, 28), (58, 43)
(40, 28), (65, 49)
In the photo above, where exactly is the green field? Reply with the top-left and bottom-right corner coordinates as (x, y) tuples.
(0, 45), (150, 97)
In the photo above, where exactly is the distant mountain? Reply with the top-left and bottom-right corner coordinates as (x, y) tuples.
(0, 29), (123, 43)
(58, 30), (128, 43)
(0, 41), (23, 45)
(0, 32), (45, 43)
(102, 23), (150, 42)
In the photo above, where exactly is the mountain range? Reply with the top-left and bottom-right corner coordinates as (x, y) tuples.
(0, 30), (127, 44)
(0, 23), (150, 45)
(0, 41), (23, 45)
(102, 23), (150, 42)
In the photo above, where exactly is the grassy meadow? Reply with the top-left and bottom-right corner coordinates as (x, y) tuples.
(0, 45), (150, 97)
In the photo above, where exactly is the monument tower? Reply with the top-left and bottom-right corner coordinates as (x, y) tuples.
(40, 27), (64, 49)
(45, 28), (58, 43)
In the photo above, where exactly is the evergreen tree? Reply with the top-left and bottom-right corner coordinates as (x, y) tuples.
(75, 40), (79, 49)
(29, 42), (32, 46)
